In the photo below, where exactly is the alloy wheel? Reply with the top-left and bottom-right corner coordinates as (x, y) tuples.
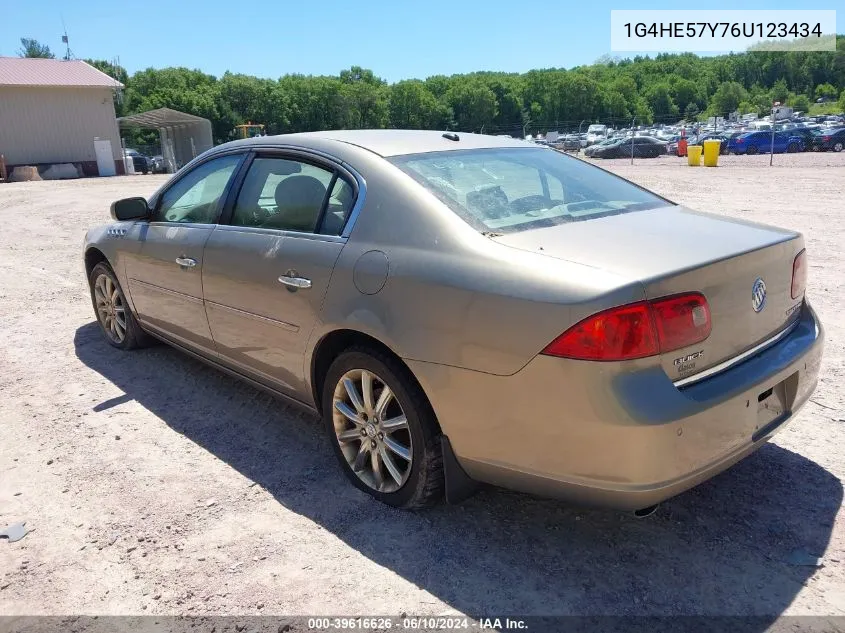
(332, 369), (412, 493)
(94, 273), (127, 344)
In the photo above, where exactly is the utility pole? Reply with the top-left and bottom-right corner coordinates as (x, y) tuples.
(631, 116), (636, 165)
(770, 102), (779, 166)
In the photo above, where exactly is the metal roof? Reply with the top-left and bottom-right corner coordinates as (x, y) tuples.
(226, 129), (534, 157)
(118, 108), (211, 128)
(0, 57), (123, 88)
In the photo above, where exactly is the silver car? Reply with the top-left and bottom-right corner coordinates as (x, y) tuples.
(84, 130), (823, 512)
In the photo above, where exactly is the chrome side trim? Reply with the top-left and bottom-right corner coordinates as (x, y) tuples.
(212, 224), (346, 243)
(204, 300), (299, 332)
(128, 278), (204, 305)
(674, 320), (801, 388)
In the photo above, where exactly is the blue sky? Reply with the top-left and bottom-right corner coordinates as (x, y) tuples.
(1, 0), (842, 82)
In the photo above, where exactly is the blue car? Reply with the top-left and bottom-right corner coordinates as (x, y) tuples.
(727, 131), (804, 155)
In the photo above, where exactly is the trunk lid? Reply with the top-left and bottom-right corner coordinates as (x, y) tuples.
(495, 206), (805, 382)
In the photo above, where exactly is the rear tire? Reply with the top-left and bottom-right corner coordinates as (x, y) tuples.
(834, 142), (844, 153)
(746, 145), (758, 155)
(322, 347), (444, 509)
(88, 262), (151, 350)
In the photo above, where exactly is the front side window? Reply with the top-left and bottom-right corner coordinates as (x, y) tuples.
(390, 148), (670, 234)
(153, 154), (242, 224)
(231, 157), (354, 235)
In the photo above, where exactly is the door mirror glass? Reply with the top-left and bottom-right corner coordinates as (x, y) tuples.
(111, 197), (149, 221)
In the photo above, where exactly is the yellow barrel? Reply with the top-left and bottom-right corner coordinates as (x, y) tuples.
(687, 145), (702, 166)
(703, 139), (720, 167)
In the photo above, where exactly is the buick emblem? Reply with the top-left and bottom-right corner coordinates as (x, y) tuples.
(752, 278), (767, 313)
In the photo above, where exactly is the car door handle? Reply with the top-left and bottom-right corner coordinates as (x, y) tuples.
(277, 275), (312, 290)
(175, 257), (197, 268)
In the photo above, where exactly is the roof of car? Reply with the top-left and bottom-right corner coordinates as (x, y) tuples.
(231, 129), (534, 157)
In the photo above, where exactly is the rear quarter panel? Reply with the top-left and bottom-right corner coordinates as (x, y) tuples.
(309, 151), (644, 378)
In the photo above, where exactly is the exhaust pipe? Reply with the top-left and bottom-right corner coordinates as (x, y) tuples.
(633, 504), (659, 519)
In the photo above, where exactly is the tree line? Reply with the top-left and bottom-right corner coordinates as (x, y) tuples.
(17, 36), (845, 144)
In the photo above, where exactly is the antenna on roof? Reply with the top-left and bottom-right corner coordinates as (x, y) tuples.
(113, 56), (123, 104)
(60, 15), (73, 60)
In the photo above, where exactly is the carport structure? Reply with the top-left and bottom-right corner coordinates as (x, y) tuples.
(117, 107), (213, 173)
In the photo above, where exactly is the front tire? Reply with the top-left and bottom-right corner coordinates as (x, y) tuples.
(88, 262), (150, 350)
(787, 142), (798, 153)
(322, 347), (444, 509)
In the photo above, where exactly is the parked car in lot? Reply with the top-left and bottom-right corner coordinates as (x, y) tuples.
(124, 149), (150, 174)
(781, 127), (820, 149)
(149, 155), (167, 174)
(559, 135), (582, 152)
(727, 131), (804, 155)
(84, 130), (823, 511)
(585, 124), (608, 146)
(808, 128), (845, 152)
(583, 137), (619, 158)
(591, 136), (667, 159)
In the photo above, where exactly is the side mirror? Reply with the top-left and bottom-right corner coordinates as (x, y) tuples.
(111, 197), (149, 221)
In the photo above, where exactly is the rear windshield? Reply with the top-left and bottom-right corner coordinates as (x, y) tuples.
(389, 148), (670, 234)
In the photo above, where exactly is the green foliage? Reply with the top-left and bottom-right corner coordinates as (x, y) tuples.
(840, 90), (845, 112)
(445, 80), (498, 132)
(815, 83), (839, 100)
(97, 35), (844, 144)
(645, 83), (679, 119)
(683, 102), (700, 121)
(769, 78), (790, 104)
(18, 38), (54, 58)
(388, 80), (450, 129)
(708, 82), (748, 115)
(787, 94), (811, 112)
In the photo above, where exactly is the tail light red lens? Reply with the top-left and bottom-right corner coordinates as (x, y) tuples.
(541, 302), (658, 361)
(650, 293), (711, 352)
(823, 136), (831, 142)
(542, 293), (711, 362)
(791, 249), (807, 299)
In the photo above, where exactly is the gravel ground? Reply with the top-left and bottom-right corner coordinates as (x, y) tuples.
(1, 151), (845, 624)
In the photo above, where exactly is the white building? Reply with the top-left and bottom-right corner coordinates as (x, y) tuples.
(0, 57), (124, 176)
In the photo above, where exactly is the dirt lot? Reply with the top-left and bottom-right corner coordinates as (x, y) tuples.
(1, 152), (845, 623)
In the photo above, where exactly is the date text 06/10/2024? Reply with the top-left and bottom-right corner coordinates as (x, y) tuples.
(306, 617), (528, 630)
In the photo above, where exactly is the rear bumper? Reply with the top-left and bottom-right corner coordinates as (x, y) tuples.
(410, 302), (824, 510)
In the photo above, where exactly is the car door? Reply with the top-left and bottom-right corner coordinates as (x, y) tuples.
(123, 152), (245, 355)
(201, 152), (359, 400)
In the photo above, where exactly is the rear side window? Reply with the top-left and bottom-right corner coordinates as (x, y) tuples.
(389, 148), (670, 234)
(230, 157), (354, 235)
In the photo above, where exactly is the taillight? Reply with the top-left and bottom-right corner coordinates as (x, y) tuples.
(651, 293), (711, 352)
(542, 293), (711, 362)
(823, 136), (831, 142)
(791, 249), (807, 299)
